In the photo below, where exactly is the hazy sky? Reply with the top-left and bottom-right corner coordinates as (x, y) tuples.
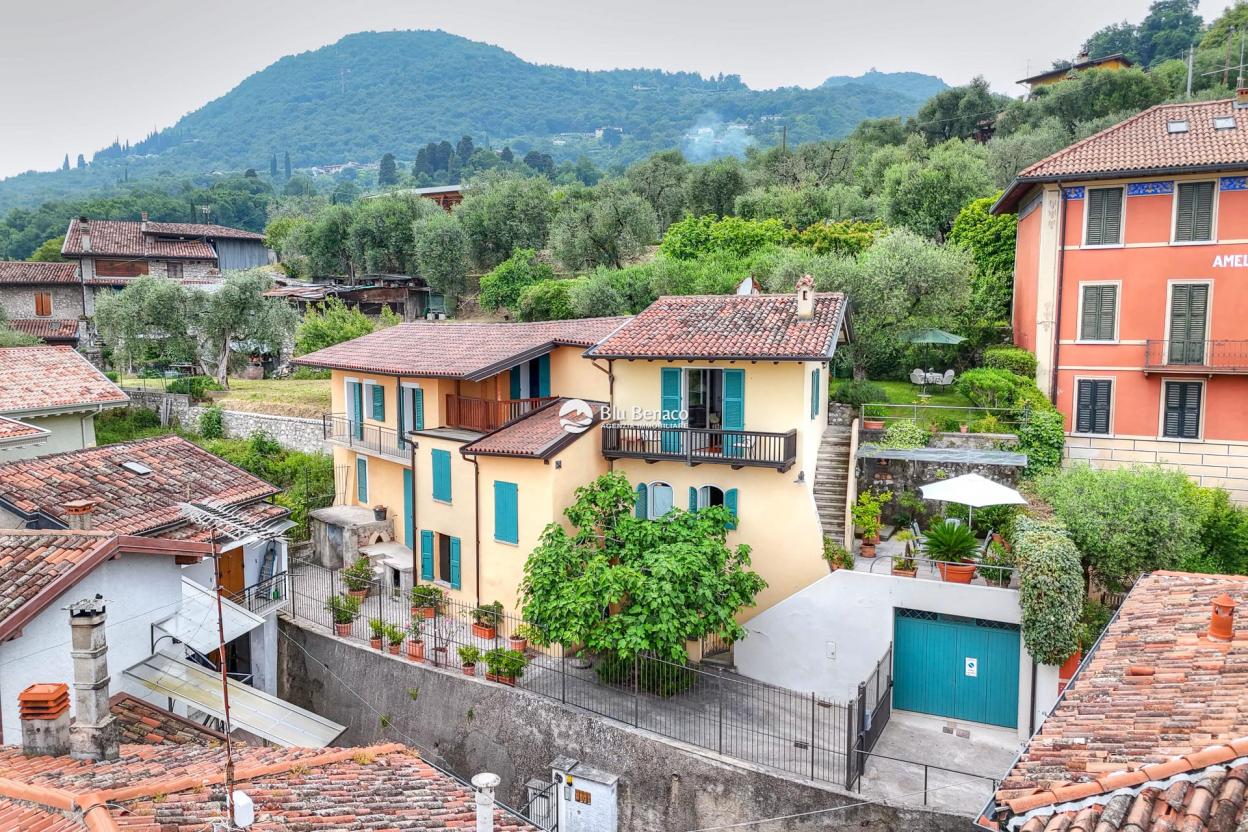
(0, 0), (1221, 179)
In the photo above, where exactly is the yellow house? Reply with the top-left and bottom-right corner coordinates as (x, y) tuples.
(294, 280), (851, 622)
(1016, 52), (1133, 95)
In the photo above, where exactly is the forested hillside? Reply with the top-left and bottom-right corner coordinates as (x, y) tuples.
(0, 30), (943, 213)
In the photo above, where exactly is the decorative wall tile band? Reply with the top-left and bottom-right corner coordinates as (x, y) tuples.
(1220, 176), (1247, 191)
(1062, 187), (1085, 200)
(1127, 181), (1174, 196)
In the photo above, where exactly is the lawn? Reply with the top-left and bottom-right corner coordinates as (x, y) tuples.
(121, 376), (331, 419)
(835, 378), (1016, 432)
(870, 380), (973, 408)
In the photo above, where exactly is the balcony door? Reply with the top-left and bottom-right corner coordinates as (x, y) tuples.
(685, 369), (724, 431)
(1168, 284), (1209, 365)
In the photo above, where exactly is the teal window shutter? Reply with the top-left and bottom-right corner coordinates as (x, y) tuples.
(403, 469), (414, 549)
(432, 449), (452, 502)
(537, 353), (551, 397)
(350, 381), (364, 439)
(724, 488), (739, 530)
(356, 457), (368, 504)
(722, 369), (745, 458)
(635, 482), (648, 519)
(420, 530), (434, 580)
(811, 368), (821, 419)
(494, 481), (519, 543)
(413, 388), (425, 430)
(449, 537), (462, 589)
(660, 367), (682, 453)
(510, 366), (522, 399)
(371, 384), (384, 420)
(689, 486), (698, 512)
(396, 385), (406, 448)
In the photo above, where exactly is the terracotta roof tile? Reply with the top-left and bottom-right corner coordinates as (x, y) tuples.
(0, 798), (79, 832)
(0, 345), (126, 414)
(0, 416), (46, 441)
(9, 319), (80, 343)
(462, 398), (606, 459)
(62, 219), (217, 259)
(141, 221), (264, 240)
(0, 261), (77, 284)
(0, 529), (114, 634)
(294, 316), (630, 379)
(586, 293), (847, 360)
(108, 694), (226, 746)
(0, 435), (282, 538)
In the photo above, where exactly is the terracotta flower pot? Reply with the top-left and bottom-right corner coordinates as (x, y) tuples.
(959, 424), (969, 433)
(472, 623), (498, 640)
(348, 588), (368, 600)
(485, 671), (497, 683)
(369, 637), (383, 650)
(487, 673), (516, 687)
(387, 643), (401, 655)
(860, 542), (877, 558)
(892, 566), (917, 578)
(508, 636), (528, 653)
(333, 623), (352, 637)
(1059, 650), (1082, 681)
(407, 640), (425, 663)
(462, 663), (476, 677)
(863, 419), (885, 430)
(411, 606), (436, 620)
(939, 562), (977, 584)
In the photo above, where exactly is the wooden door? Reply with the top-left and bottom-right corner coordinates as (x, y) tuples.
(217, 546), (245, 596)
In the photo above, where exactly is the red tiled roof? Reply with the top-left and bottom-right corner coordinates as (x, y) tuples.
(61, 219), (217, 259)
(0, 742), (538, 831)
(0, 416), (47, 444)
(992, 571), (1248, 830)
(109, 693), (226, 746)
(83, 275), (223, 287)
(587, 293), (847, 360)
(142, 221), (265, 240)
(0, 530), (208, 641)
(0, 435), (282, 538)
(0, 798), (78, 832)
(293, 316), (631, 379)
(9, 318), (80, 343)
(463, 398), (606, 459)
(0, 345), (126, 414)
(0, 261), (77, 284)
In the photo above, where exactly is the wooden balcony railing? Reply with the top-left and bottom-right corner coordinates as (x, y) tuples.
(601, 423), (798, 471)
(1144, 340), (1248, 374)
(444, 394), (557, 432)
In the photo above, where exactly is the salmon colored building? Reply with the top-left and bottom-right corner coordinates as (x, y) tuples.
(996, 95), (1248, 500)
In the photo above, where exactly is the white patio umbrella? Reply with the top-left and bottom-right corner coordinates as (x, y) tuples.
(918, 473), (1027, 528)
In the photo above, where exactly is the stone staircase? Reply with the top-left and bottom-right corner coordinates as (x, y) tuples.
(814, 425), (853, 543)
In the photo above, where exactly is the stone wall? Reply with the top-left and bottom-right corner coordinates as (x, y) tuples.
(121, 389), (327, 453)
(855, 445), (1026, 523)
(0, 284), (85, 319)
(278, 619), (969, 832)
(1065, 435), (1248, 503)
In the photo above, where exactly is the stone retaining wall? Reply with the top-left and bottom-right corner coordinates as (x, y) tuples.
(121, 388), (327, 453)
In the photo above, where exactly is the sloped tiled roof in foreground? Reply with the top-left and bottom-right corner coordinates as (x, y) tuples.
(0, 345), (126, 415)
(462, 398), (606, 459)
(988, 571), (1248, 832)
(0, 741), (538, 831)
(587, 293), (847, 360)
(293, 316), (631, 379)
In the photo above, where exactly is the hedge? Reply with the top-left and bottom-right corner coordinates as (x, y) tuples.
(1013, 515), (1084, 666)
(983, 346), (1038, 379)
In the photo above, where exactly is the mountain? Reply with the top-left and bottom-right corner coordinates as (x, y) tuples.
(0, 31), (945, 212)
(820, 69), (948, 101)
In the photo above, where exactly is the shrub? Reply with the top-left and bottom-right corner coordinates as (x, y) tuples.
(409, 584), (445, 610)
(831, 380), (888, 408)
(104, 370), (120, 383)
(595, 650), (695, 697)
(660, 215), (788, 261)
(290, 366), (330, 380)
(822, 537), (854, 570)
(1017, 408), (1065, 477)
(922, 520), (979, 563)
(342, 557), (375, 592)
(325, 593), (361, 625)
(478, 248), (554, 312)
(483, 647), (528, 679)
(199, 406), (225, 439)
(880, 420), (928, 449)
(955, 367), (1023, 408)
(516, 279), (575, 322)
(166, 376), (221, 399)
(983, 346), (1037, 379)
(1013, 516), (1083, 665)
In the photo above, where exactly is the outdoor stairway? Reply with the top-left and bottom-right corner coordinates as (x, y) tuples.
(814, 426), (852, 542)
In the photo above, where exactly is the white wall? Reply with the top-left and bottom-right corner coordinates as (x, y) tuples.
(0, 412), (98, 461)
(0, 554), (183, 743)
(733, 569), (1060, 740)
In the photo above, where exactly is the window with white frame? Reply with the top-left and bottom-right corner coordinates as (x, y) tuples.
(649, 482), (674, 517)
(697, 485), (726, 509)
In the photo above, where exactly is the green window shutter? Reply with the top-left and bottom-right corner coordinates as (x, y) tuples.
(635, 482), (648, 519)
(1093, 381), (1111, 434)
(660, 367), (683, 454)
(689, 486), (699, 512)
(396, 384), (405, 448)
(1086, 188), (1105, 245)
(1176, 182), (1214, 241)
(432, 449), (452, 502)
(510, 366), (522, 399)
(356, 457), (368, 503)
(1081, 286), (1117, 341)
(811, 368), (821, 419)
(420, 530), (434, 580)
(371, 384), (384, 420)
(1176, 184), (1196, 240)
(350, 382), (364, 440)
(1170, 284), (1208, 364)
(413, 388), (425, 430)
(722, 370), (745, 431)
(1075, 380), (1112, 434)
(724, 488), (739, 530)
(537, 353), (551, 398)
(1075, 380), (1094, 433)
(494, 481), (519, 544)
(1098, 286), (1117, 340)
(403, 469), (414, 549)
(1086, 188), (1122, 245)
(1163, 382), (1202, 438)
(449, 537), (462, 590)
(1080, 287), (1099, 340)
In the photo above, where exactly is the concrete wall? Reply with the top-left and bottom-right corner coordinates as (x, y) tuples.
(121, 391), (326, 454)
(278, 618), (969, 832)
(0, 411), (98, 461)
(733, 568), (1060, 742)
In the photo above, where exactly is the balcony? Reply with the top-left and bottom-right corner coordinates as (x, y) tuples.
(444, 394), (557, 432)
(227, 572), (289, 617)
(323, 414), (408, 460)
(601, 424), (798, 471)
(1144, 340), (1248, 375)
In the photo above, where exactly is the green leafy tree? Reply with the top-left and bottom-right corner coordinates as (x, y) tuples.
(331, 180), (359, 205)
(294, 296), (380, 355)
(456, 136), (475, 160)
(735, 185), (875, 229)
(378, 153), (398, 186)
(1084, 21), (1141, 61)
(1136, 0), (1203, 67)
(520, 472), (766, 662)
(28, 236), (66, 262)
(568, 267), (659, 318)
(348, 193), (439, 274)
(411, 210), (470, 298)
(478, 248), (554, 312)
(549, 184), (659, 270)
(880, 139), (994, 240)
(516, 279), (575, 322)
(985, 120), (1073, 189)
(0, 307), (38, 346)
(684, 157), (747, 218)
(454, 173), (554, 269)
(198, 269), (298, 388)
(660, 215), (788, 260)
(284, 150), (292, 179)
(911, 77), (1010, 143)
(95, 276), (202, 373)
(625, 150), (689, 229)
(948, 195), (1018, 343)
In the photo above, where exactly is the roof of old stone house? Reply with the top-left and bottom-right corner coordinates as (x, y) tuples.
(9, 318), (80, 343)
(108, 693), (227, 746)
(0, 345), (126, 415)
(0, 261), (77, 284)
(988, 571), (1248, 832)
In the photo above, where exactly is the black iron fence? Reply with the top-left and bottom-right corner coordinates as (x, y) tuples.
(229, 571), (289, 615)
(851, 644), (893, 787)
(288, 556), (864, 788)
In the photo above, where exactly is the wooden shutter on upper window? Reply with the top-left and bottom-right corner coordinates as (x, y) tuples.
(1086, 188), (1122, 245)
(1080, 286), (1116, 340)
(1176, 182), (1215, 241)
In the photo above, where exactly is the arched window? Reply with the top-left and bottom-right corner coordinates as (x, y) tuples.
(698, 485), (725, 509)
(649, 482), (674, 518)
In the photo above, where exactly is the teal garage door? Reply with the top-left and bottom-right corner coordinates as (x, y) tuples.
(893, 609), (1020, 728)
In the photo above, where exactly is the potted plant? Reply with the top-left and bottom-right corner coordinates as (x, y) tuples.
(862, 405), (886, 431)
(852, 490), (892, 558)
(325, 593), (361, 637)
(409, 584), (444, 619)
(471, 601), (504, 639)
(384, 623), (405, 654)
(484, 647), (528, 686)
(458, 645), (482, 676)
(891, 552), (918, 578)
(367, 618), (386, 649)
(373, 505), (387, 521)
(822, 536), (854, 572)
(406, 620), (425, 662)
(342, 556), (375, 599)
(923, 520), (979, 584)
(979, 539), (1014, 588)
(509, 623), (535, 653)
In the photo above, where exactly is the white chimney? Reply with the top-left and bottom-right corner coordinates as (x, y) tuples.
(79, 217), (91, 254)
(1236, 87), (1248, 110)
(68, 596), (119, 761)
(18, 683), (71, 757)
(795, 274), (815, 320)
(472, 772), (501, 832)
(140, 211), (149, 232)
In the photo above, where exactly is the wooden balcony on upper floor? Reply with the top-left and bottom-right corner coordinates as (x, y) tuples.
(444, 394), (557, 432)
(1144, 340), (1248, 375)
(601, 423), (798, 472)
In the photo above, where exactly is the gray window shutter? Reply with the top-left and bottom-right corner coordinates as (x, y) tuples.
(1176, 183), (1215, 241)
(1086, 188), (1105, 245)
(1075, 380), (1094, 432)
(1163, 382), (1201, 438)
(1075, 380), (1112, 434)
(1176, 185), (1196, 241)
(1081, 286), (1116, 340)
(1086, 188), (1122, 245)
(1080, 287), (1099, 340)
(1098, 286), (1117, 340)
(1092, 381), (1111, 434)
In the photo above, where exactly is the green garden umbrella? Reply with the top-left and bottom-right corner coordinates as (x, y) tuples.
(906, 328), (966, 345)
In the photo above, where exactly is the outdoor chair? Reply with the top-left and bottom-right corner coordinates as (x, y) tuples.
(940, 369), (956, 386)
(909, 368), (926, 386)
